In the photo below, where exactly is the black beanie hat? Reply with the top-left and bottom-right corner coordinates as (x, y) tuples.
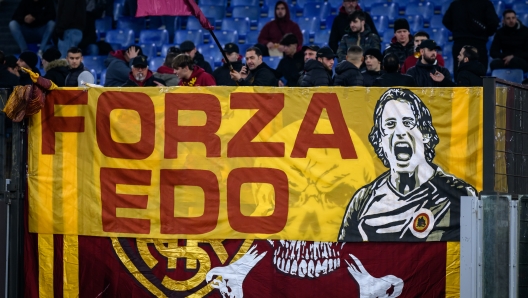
(19, 51), (38, 69)
(42, 48), (62, 62)
(364, 48), (383, 62)
(394, 18), (410, 33)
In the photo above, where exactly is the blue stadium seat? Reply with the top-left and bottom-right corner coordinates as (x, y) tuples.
(513, 3), (528, 14)
(161, 44), (178, 57)
(117, 17), (146, 37)
(95, 16), (113, 38)
(139, 43), (157, 58)
(113, 2), (124, 21)
(100, 69), (106, 85)
(232, 6), (261, 19)
(520, 13), (528, 27)
(405, 15), (424, 33)
(199, 0), (227, 6)
(431, 27), (449, 47)
(297, 17), (321, 34)
(174, 30), (204, 45)
(441, 2), (450, 14)
(325, 15), (336, 30)
(443, 56), (453, 77)
(263, 56), (282, 69)
(186, 17), (215, 30)
(362, 0), (388, 11)
(492, 69), (524, 83)
(149, 57), (165, 70)
(302, 2), (332, 20)
(382, 31), (394, 43)
(238, 44), (251, 55)
(302, 30), (311, 44)
(370, 3), (399, 22)
(201, 5), (225, 20)
(296, 0), (324, 6)
(327, 0), (343, 8)
(405, 2), (434, 21)
(442, 43), (453, 58)
(372, 15), (389, 35)
(83, 56), (106, 75)
(492, 1), (506, 16)
(265, 3), (300, 18)
(106, 29), (135, 48)
(197, 44), (223, 66)
(221, 18), (250, 35)
(139, 30), (169, 49)
(89, 69), (98, 83)
(314, 30), (331, 47)
(258, 18), (273, 31)
(245, 31), (260, 45)
(210, 30), (239, 45)
(430, 15), (443, 29)
(231, 0), (259, 6)
(433, 0), (452, 12)
(109, 43), (123, 51)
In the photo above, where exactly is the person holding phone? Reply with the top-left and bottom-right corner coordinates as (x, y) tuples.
(230, 47), (278, 86)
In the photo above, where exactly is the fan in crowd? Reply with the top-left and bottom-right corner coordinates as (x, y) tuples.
(258, 1), (303, 56)
(334, 45), (364, 87)
(17, 51), (40, 85)
(384, 18), (415, 66)
(180, 40), (213, 74)
(104, 45), (143, 87)
(300, 47), (335, 87)
(336, 11), (380, 62)
(154, 46), (181, 86)
(372, 53), (416, 87)
(42, 47), (68, 87)
(213, 43), (243, 86)
(64, 47), (94, 87)
(361, 48), (383, 87)
(275, 33), (304, 87)
(406, 40), (454, 87)
(123, 55), (165, 87)
(230, 47), (278, 86)
(173, 54), (216, 87)
(0, 50), (20, 89)
(401, 31), (445, 74)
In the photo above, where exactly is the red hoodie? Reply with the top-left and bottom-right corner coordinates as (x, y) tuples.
(258, 1), (304, 52)
(156, 65), (174, 74)
(178, 65), (216, 86)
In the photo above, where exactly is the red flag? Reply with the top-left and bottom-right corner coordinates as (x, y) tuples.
(136, 0), (214, 30)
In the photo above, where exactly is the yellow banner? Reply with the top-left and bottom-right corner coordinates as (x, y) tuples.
(28, 87), (483, 241)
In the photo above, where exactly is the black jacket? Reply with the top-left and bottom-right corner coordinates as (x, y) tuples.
(19, 67), (40, 86)
(334, 61), (363, 86)
(65, 63), (88, 87)
(239, 62), (278, 86)
(372, 72), (416, 87)
(213, 60), (243, 86)
(328, 6), (378, 53)
(275, 51), (304, 86)
(12, 0), (56, 28)
(43, 59), (69, 87)
(56, 0), (86, 39)
(490, 21), (528, 60)
(362, 70), (383, 87)
(407, 60), (455, 87)
(300, 59), (333, 87)
(383, 36), (415, 65)
(443, 0), (499, 41)
(455, 60), (486, 87)
(0, 65), (20, 89)
(194, 52), (213, 75)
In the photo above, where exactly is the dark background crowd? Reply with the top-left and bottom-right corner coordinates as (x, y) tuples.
(1, 0), (528, 88)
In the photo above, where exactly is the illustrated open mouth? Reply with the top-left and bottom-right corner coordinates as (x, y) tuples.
(394, 142), (413, 161)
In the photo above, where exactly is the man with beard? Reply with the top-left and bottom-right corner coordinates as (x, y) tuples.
(383, 19), (414, 66)
(180, 40), (213, 74)
(213, 43), (243, 86)
(230, 47), (278, 86)
(372, 53), (416, 87)
(173, 54), (215, 87)
(455, 46), (486, 86)
(64, 47), (94, 87)
(258, 1), (303, 55)
(297, 44), (320, 86)
(122, 56), (165, 87)
(300, 47), (335, 87)
(334, 45), (363, 86)
(339, 88), (477, 242)
(275, 33), (304, 86)
(401, 31), (445, 74)
(361, 48), (383, 87)
(329, 0), (378, 53)
(336, 11), (380, 62)
(104, 45), (143, 87)
(406, 40), (454, 87)
(490, 9), (528, 72)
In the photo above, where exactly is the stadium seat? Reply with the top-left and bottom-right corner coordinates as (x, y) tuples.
(95, 16), (113, 38)
(382, 31), (394, 43)
(442, 43), (453, 58)
(302, 30), (311, 44)
(405, 2), (434, 21)
(83, 56), (106, 75)
(89, 69), (97, 83)
(149, 57), (165, 70)
(513, 3), (528, 14)
(232, 6), (261, 20)
(231, 0), (259, 6)
(327, 0), (343, 8)
(441, 2), (450, 14)
(265, 3), (300, 18)
(370, 3), (399, 22)
(197, 44), (223, 66)
(296, 0), (324, 6)
(117, 17), (147, 37)
(520, 13), (528, 27)
(238, 43), (251, 55)
(492, 1), (506, 16)
(433, 0), (452, 12)
(372, 15), (389, 35)
(106, 29), (135, 48)
(113, 2), (124, 21)
(100, 69), (106, 85)
(431, 27), (449, 47)
(443, 56), (453, 77)
(405, 15), (424, 33)
(174, 30), (204, 45)
(214, 30), (239, 45)
(187, 17), (215, 30)
(199, 0), (227, 6)
(245, 31), (259, 45)
(430, 15), (443, 29)
(221, 18), (250, 35)
(325, 15), (336, 30)
(314, 30), (331, 47)
(109, 43), (122, 51)
(297, 17), (321, 34)
(139, 43), (157, 58)
(263, 56), (282, 69)
(362, 0), (388, 11)
(302, 2), (332, 20)
(161, 44), (178, 57)
(201, 5), (225, 20)
(491, 69), (524, 84)
(258, 18), (273, 31)
(139, 30), (169, 49)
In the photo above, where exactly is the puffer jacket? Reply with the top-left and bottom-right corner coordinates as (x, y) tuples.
(300, 59), (333, 87)
(490, 21), (528, 60)
(383, 35), (415, 65)
(455, 60), (486, 87)
(336, 25), (380, 62)
(43, 59), (69, 87)
(334, 61), (363, 86)
(328, 5), (378, 53)
(406, 60), (455, 87)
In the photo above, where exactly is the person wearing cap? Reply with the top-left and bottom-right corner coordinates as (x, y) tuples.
(180, 40), (213, 75)
(17, 51), (40, 85)
(328, 0), (378, 54)
(401, 31), (446, 74)
(172, 54), (215, 87)
(276, 33), (304, 87)
(372, 53), (416, 87)
(336, 11), (380, 62)
(64, 47), (94, 87)
(383, 18), (415, 66)
(154, 47), (181, 86)
(230, 47), (278, 86)
(213, 43), (243, 86)
(104, 45), (143, 87)
(123, 55), (166, 87)
(300, 47), (335, 87)
(42, 47), (68, 87)
(0, 50), (20, 89)
(9, 0), (56, 54)
(406, 40), (454, 87)
(297, 45), (320, 86)
(455, 45), (486, 87)
(361, 48), (383, 87)
(258, 1), (303, 55)
(334, 45), (363, 86)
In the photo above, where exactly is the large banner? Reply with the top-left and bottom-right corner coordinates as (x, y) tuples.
(27, 87), (483, 241)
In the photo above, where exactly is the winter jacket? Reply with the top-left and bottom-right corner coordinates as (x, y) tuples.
(194, 52), (213, 75)
(123, 70), (166, 87)
(383, 36), (415, 65)
(455, 60), (486, 87)
(401, 52), (445, 74)
(0, 65), (20, 89)
(12, 0), (56, 28)
(275, 51), (304, 86)
(328, 5), (378, 53)
(443, 0), (499, 42)
(300, 59), (333, 87)
(490, 21), (528, 60)
(336, 25), (380, 62)
(65, 63), (94, 87)
(361, 70), (383, 87)
(179, 65), (216, 86)
(19, 68), (40, 86)
(334, 61), (363, 86)
(104, 50), (133, 87)
(213, 59), (243, 86)
(238, 62), (278, 86)
(43, 59), (69, 87)
(406, 60), (455, 87)
(154, 65), (179, 86)
(372, 72), (416, 87)
(55, 0), (86, 39)
(258, 1), (303, 52)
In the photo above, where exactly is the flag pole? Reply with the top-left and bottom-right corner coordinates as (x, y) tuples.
(208, 29), (236, 73)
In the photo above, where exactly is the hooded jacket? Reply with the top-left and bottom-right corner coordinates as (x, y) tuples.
(12, 0), (56, 28)
(300, 59), (333, 87)
(401, 52), (446, 74)
(455, 60), (486, 87)
(328, 5), (378, 53)
(239, 62), (278, 86)
(258, 1), (304, 52)
(123, 70), (166, 87)
(213, 58), (243, 86)
(406, 60), (455, 87)
(104, 50), (133, 87)
(383, 35), (415, 65)
(361, 70), (383, 87)
(194, 51), (213, 74)
(490, 21), (528, 60)
(179, 65), (216, 86)
(43, 59), (69, 87)
(336, 24), (380, 62)
(154, 65), (179, 86)
(372, 72), (416, 87)
(443, 0), (499, 41)
(334, 61), (363, 86)
(275, 50), (304, 86)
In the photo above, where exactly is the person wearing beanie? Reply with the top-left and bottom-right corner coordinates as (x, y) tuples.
(361, 48), (384, 87)
(65, 47), (94, 87)
(0, 50), (20, 89)
(212, 43), (243, 86)
(42, 47), (69, 87)
(154, 47), (181, 86)
(406, 40), (454, 87)
(180, 40), (213, 74)
(300, 47), (335, 87)
(275, 33), (304, 86)
(401, 31), (445, 74)
(383, 18), (415, 66)
(334, 45), (364, 86)
(328, 0), (379, 53)
(104, 45), (143, 87)
(258, 1), (304, 55)
(336, 11), (380, 62)
(123, 55), (166, 87)
(173, 54), (215, 86)
(9, 0), (56, 54)
(17, 51), (40, 85)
